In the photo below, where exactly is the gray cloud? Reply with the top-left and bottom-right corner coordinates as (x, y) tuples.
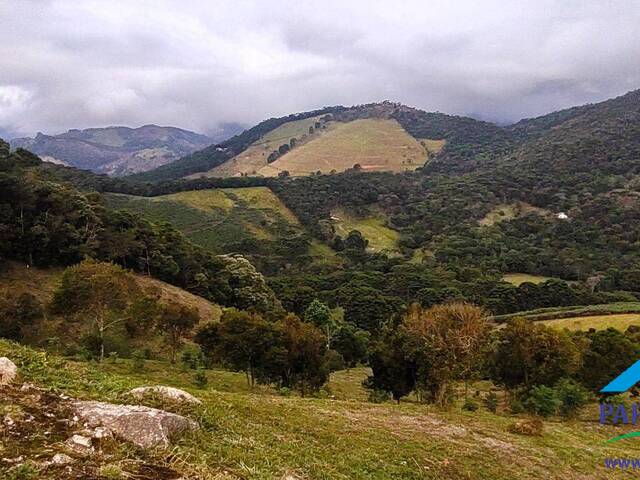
(1, 0), (639, 137)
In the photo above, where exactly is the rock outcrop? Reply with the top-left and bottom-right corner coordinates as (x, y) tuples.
(72, 401), (198, 449)
(0, 357), (17, 385)
(128, 385), (202, 405)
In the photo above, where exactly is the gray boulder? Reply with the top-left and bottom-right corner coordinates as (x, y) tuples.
(128, 385), (202, 405)
(72, 401), (198, 449)
(0, 357), (17, 385)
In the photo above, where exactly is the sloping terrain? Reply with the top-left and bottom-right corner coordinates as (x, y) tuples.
(0, 262), (222, 350)
(257, 119), (429, 177)
(11, 125), (213, 176)
(136, 101), (511, 182)
(106, 187), (302, 251)
(331, 207), (400, 253)
(5, 340), (640, 480)
(194, 114), (327, 178)
(105, 187), (322, 273)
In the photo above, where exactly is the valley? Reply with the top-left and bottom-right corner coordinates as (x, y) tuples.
(2, 89), (640, 480)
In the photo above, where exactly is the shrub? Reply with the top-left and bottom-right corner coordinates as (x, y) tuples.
(131, 350), (146, 372)
(508, 418), (544, 436)
(98, 464), (124, 480)
(278, 386), (292, 397)
(368, 388), (391, 403)
(555, 378), (590, 417)
(523, 385), (560, 417)
(462, 398), (479, 412)
(6, 461), (38, 480)
(483, 392), (498, 413)
(324, 349), (345, 372)
(509, 398), (525, 414)
(194, 368), (208, 389)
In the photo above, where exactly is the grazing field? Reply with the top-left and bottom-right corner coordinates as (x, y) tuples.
(106, 187), (304, 254)
(494, 302), (640, 323)
(502, 273), (553, 285)
(332, 207), (400, 253)
(480, 202), (550, 226)
(195, 115), (326, 178)
(258, 118), (428, 177)
(540, 313), (640, 331)
(5, 339), (640, 480)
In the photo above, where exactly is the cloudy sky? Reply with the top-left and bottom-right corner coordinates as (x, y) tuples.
(1, 0), (639, 138)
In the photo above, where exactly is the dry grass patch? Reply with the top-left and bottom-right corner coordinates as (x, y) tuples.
(199, 115), (326, 178)
(258, 119), (428, 177)
(540, 313), (640, 331)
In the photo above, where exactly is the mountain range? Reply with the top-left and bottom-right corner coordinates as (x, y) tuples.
(9, 124), (215, 176)
(130, 90), (640, 184)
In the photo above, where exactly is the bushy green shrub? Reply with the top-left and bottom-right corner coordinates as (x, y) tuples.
(523, 385), (560, 417)
(368, 388), (391, 403)
(194, 368), (208, 389)
(131, 349), (146, 372)
(509, 398), (525, 414)
(462, 398), (479, 412)
(484, 392), (498, 413)
(555, 379), (590, 417)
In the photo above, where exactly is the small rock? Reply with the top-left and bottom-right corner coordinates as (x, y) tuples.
(0, 357), (17, 385)
(73, 401), (198, 449)
(128, 386), (202, 405)
(65, 434), (93, 454)
(50, 453), (74, 465)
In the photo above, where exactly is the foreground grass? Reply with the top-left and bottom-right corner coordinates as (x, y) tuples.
(3, 339), (640, 479)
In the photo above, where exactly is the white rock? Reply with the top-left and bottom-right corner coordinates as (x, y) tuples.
(0, 357), (17, 385)
(65, 434), (93, 454)
(128, 386), (202, 405)
(50, 453), (74, 465)
(73, 401), (198, 449)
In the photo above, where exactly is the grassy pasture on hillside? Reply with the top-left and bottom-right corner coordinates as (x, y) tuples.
(494, 302), (640, 323)
(106, 187), (304, 254)
(258, 118), (429, 177)
(196, 115), (326, 178)
(502, 273), (553, 286)
(540, 313), (640, 331)
(479, 202), (550, 227)
(331, 207), (400, 253)
(4, 339), (640, 480)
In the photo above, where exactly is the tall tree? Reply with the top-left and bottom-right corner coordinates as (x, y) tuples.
(51, 260), (136, 362)
(157, 301), (200, 364)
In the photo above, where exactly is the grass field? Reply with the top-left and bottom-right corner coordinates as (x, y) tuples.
(257, 119), (428, 177)
(331, 207), (400, 253)
(502, 273), (553, 285)
(479, 202), (550, 227)
(196, 115), (326, 178)
(540, 313), (640, 331)
(495, 302), (640, 323)
(5, 339), (640, 480)
(106, 187), (304, 254)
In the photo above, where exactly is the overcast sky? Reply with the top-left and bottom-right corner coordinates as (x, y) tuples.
(1, 0), (639, 138)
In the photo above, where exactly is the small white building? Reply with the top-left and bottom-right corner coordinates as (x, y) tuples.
(557, 212), (569, 220)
